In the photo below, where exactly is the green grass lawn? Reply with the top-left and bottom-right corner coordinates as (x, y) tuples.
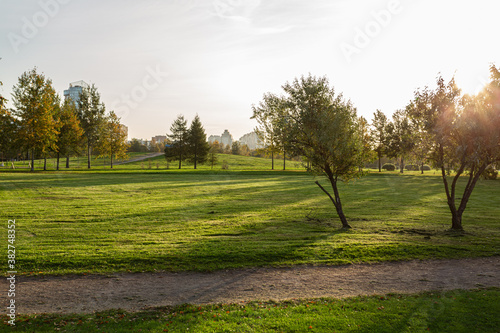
(0, 154), (498, 276)
(1, 152), (303, 171)
(3, 288), (499, 332)
(0, 152), (151, 170)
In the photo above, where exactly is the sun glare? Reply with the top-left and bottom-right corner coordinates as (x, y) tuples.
(455, 67), (490, 96)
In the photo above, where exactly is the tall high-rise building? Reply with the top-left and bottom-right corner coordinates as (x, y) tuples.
(208, 130), (234, 146)
(63, 80), (89, 105)
(221, 129), (233, 146)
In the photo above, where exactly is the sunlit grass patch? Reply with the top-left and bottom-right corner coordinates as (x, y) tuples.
(5, 288), (500, 332)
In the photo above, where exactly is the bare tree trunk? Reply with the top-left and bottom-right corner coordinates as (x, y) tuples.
(31, 149), (35, 172)
(87, 143), (91, 169)
(271, 149), (274, 170)
(56, 152), (60, 171)
(315, 178), (351, 229)
(440, 152), (488, 231)
(283, 150), (286, 171)
(421, 161), (424, 174)
(378, 152), (382, 172)
(66, 155), (70, 168)
(110, 155), (113, 169)
(194, 146), (197, 169)
(400, 156), (404, 173)
(43, 156), (47, 171)
(450, 210), (463, 230)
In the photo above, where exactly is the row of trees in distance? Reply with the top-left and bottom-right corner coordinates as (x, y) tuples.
(164, 114), (210, 169)
(163, 115), (262, 169)
(0, 68), (129, 170)
(251, 67), (499, 231)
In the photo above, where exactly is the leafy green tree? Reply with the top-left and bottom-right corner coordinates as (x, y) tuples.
(231, 141), (241, 155)
(371, 110), (389, 172)
(240, 144), (251, 156)
(166, 115), (189, 169)
(251, 93), (282, 170)
(280, 74), (364, 228)
(0, 82), (19, 163)
(208, 141), (219, 169)
(12, 68), (59, 171)
(149, 141), (164, 153)
(405, 101), (432, 174)
(385, 109), (415, 173)
(187, 114), (209, 169)
(77, 84), (106, 169)
(128, 138), (148, 152)
(97, 111), (129, 168)
(409, 69), (500, 230)
(0, 107), (19, 163)
(358, 116), (375, 170)
(56, 99), (83, 169)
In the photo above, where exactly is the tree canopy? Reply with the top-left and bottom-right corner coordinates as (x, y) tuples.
(370, 110), (389, 172)
(165, 114), (189, 169)
(77, 84), (107, 169)
(251, 93), (283, 170)
(97, 111), (129, 168)
(55, 98), (83, 169)
(12, 67), (59, 171)
(253, 74), (365, 228)
(187, 114), (210, 169)
(408, 66), (500, 230)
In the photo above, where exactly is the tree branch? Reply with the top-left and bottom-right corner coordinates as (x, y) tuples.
(315, 181), (339, 210)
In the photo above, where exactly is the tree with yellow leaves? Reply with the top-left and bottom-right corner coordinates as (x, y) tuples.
(12, 68), (59, 171)
(97, 111), (129, 168)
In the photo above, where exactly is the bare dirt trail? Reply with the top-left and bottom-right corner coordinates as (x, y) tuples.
(114, 152), (164, 165)
(7, 256), (499, 314)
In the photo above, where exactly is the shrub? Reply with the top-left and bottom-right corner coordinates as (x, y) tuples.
(382, 163), (396, 171)
(420, 165), (431, 171)
(405, 164), (419, 171)
(482, 166), (498, 180)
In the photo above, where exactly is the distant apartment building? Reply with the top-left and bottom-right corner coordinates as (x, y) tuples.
(208, 129), (233, 146)
(221, 129), (233, 146)
(239, 131), (263, 150)
(208, 135), (222, 144)
(151, 135), (167, 144)
(63, 80), (89, 105)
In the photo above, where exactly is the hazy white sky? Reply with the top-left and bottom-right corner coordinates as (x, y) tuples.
(1, 0), (499, 140)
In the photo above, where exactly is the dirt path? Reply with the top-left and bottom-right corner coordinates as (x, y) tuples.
(114, 152), (164, 165)
(6, 257), (499, 314)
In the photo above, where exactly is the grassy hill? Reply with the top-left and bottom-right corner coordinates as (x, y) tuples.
(1, 152), (304, 172)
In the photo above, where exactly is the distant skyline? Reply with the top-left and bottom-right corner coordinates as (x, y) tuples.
(1, 0), (499, 140)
